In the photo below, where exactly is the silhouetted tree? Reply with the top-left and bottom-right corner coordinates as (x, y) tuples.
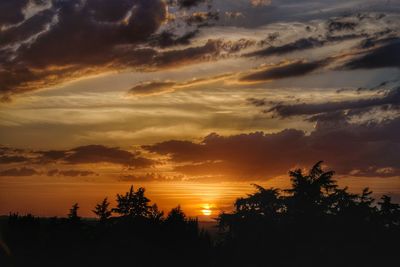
(68, 203), (80, 223)
(112, 185), (150, 218)
(378, 195), (400, 228)
(166, 205), (186, 224)
(93, 198), (112, 222)
(235, 185), (282, 218)
(327, 186), (358, 216)
(285, 161), (337, 218)
(3, 162), (400, 267)
(218, 185), (283, 235)
(215, 162), (400, 267)
(148, 203), (164, 221)
(355, 187), (375, 221)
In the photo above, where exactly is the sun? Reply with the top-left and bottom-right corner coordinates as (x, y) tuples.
(201, 204), (213, 216)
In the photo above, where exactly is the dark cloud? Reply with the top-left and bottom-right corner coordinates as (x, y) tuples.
(247, 98), (267, 107)
(175, 0), (208, 9)
(307, 111), (350, 124)
(37, 150), (67, 162)
(246, 34), (367, 58)
(0, 155), (29, 164)
(0, 0), (28, 27)
(344, 39), (400, 69)
(184, 11), (219, 26)
(129, 81), (176, 95)
(0, 167), (38, 177)
(0, 0), (168, 98)
(62, 145), (155, 168)
(240, 60), (329, 82)
(148, 30), (200, 48)
(153, 39), (251, 68)
(0, 145), (155, 168)
(0, 145), (155, 178)
(144, 117), (400, 179)
(327, 19), (357, 33)
(244, 13), (392, 59)
(246, 37), (325, 57)
(0, 8), (55, 47)
(17, 0), (167, 67)
(267, 87), (400, 118)
(0, 146), (30, 164)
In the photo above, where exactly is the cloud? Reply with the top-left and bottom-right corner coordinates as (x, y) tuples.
(246, 37), (325, 57)
(144, 117), (400, 179)
(327, 18), (357, 33)
(0, 145), (155, 168)
(152, 39), (254, 68)
(128, 81), (177, 96)
(0, 0), (28, 27)
(0, 146), (30, 164)
(61, 145), (155, 168)
(37, 150), (67, 162)
(0, 167), (38, 176)
(0, 155), (29, 164)
(184, 11), (219, 26)
(250, 0), (272, 7)
(240, 60), (330, 82)
(244, 13), (393, 59)
(247, 98), (267, 107)
(1, 35), (252, 100)
(266, 87), (400, 118)
(17, 0), (167, 67)
(176, 0), (208, 9)
(148, 29), (200, 48)
(119, 172), (183, 181)
(0, 0), (168, 98)
(2, 4), (396, 101)
(47, 169), (97, 177)
(128, 73), (233, 96)
(343, 38), (400, 69)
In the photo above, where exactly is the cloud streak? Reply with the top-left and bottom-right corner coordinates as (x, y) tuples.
(128, 73), (233, 96)
(266, 87), (400, 118)
(240, 60), (330, 82)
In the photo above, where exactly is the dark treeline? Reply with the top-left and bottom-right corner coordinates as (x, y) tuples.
(0, 162), (399, 267)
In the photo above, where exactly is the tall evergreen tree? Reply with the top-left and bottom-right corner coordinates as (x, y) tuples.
(93, 197), (112, 222)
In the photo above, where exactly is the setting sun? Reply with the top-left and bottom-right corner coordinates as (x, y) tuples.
(201, 204), (213, 216)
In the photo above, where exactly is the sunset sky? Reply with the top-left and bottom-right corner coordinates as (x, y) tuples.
(1, 0), (400, 219)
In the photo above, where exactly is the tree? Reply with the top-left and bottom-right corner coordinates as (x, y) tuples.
(93, 198), (112, 222)
(68, 203), (80, 223)
(355, 187), (375, 221)
(327, 186), (358, 216)
(285, 161), (337, 217)
(148, 203), (164, 221)
(166, 205), (186, 224)
(113, 186), (151, 218)
(378, 195), (400, 227)
(234, 184), (283, 219)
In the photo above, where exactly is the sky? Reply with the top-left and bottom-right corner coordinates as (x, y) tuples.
(1, 0), (400, 219)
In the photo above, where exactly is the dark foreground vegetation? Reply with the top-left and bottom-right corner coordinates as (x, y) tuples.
(1, 162), (399, 267)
